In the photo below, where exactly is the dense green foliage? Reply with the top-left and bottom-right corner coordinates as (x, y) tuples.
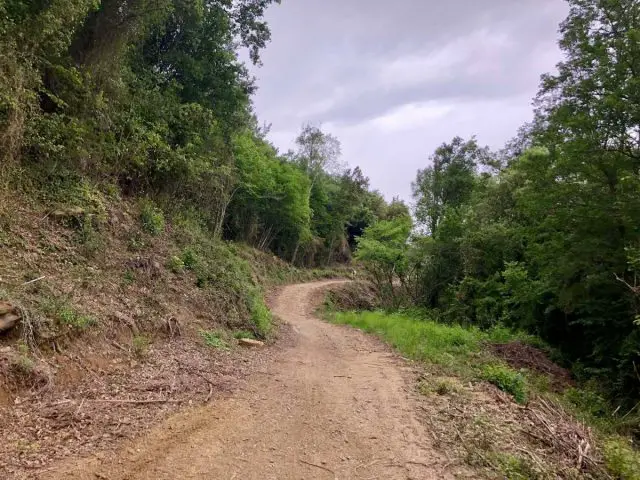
(330, 310), (535, 398)
(356, 0), (640, 409)
(0, 0), (398, 267)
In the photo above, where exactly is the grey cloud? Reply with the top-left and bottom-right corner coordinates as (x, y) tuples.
(248, 0), (568, 200)
(253, 0), (565, 126)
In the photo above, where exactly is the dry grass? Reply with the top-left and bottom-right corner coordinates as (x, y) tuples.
(525, 397), (602, 475)
(417, 376), (609, 479)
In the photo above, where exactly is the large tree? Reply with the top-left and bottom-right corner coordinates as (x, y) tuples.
(412, 136), (487, 235)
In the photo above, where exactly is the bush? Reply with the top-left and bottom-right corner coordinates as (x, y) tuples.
(167, 255), (185, 273)
(604, 438), (640, 480)
(140, 200), (165, 235)
(482, 364), (528, 404)
(180, 247), (198, 270)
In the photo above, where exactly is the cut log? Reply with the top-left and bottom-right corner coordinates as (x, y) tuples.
(238, 338), (264, 347)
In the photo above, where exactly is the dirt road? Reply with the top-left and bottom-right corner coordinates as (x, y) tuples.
(43, 281), (451, 479)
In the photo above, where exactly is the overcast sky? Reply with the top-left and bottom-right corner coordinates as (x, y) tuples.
(248, 0), (569, 202)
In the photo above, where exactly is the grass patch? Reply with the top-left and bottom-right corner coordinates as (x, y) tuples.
(481, 364), (528, 404)
(331, 311), (486, 375)
(200, 330), (228, 349)
(132, 335), (150, 358)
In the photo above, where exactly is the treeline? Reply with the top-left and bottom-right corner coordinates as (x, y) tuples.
(0, 0), (400, 265)
(357, 0), (640, 406)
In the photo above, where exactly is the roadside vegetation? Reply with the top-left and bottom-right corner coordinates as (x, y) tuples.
(327, 308), (640, 479)
(352, 0), (640, 450)
(340, 1), (640, 478)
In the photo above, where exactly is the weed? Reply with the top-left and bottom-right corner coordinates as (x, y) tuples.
(493, 452), (543, 480)
(247, 287), (271, 337)
(122, 269), (135, 286)
(52, 302), (96, 330)
(564, 387), (609, 419)
(76, 216), (103, 257)
(11, 341), (35, 376)
(128, 233), (146, 252)
(418, 378), (460, 396)
(482, 364), (528, 404)
(180, 247), (198, 270)
(139, 199), (165, 235)
(167, 255), (185, 274)
(435, 380), (454, 395)
(200, 330), (228, 349)
(604, 437), (640, 480)
(132, 335), (150, 358)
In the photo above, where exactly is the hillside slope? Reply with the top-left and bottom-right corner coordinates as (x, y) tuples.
(0, 193), (343, 478)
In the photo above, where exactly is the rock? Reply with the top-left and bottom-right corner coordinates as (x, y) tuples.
(0, 301), (14, 315)
(112, 311), (140, 335)
(0, 302), (20, 333)
(238, 338), (264, 347)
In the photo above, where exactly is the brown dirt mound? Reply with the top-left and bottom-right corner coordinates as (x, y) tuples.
(325, 280), (380, 311)
(490, 341), (573, 391)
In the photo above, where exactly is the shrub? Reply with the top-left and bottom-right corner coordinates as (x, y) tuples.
(168, 255), (185, 273)
(482, 364), (528, 404)
(604, 437), (640, 480)
(140, 200), (165, 235)
(180, 247), (198, 270)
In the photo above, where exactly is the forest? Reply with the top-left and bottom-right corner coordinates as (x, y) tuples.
(1, 0), (639, 420)
(356, 0), (640, 409)
(0, 0), (403, 269)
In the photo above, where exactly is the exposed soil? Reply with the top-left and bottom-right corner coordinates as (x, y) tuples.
(489, 341), (574, 391)
(35, 281), (455, 480)
(324, 280), (380, 311)
(0, 329), (275, 478)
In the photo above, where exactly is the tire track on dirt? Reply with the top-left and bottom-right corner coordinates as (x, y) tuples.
(41, 281), (451, 479)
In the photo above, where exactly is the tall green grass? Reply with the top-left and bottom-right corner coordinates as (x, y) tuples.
(330, 310), (640, 476)
(334, 310), (481, 364)
(331, 311), (531, 378)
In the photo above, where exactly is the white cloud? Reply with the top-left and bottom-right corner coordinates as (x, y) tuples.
(368, 102), (453, 132)
(375, 29), (513, 90)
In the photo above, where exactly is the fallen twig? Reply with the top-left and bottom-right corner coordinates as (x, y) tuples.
(205, 384), (213, 403)
(89, 398), (184, 404)
(299, 459), (335, 476)
(21, 275), (46, 286)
